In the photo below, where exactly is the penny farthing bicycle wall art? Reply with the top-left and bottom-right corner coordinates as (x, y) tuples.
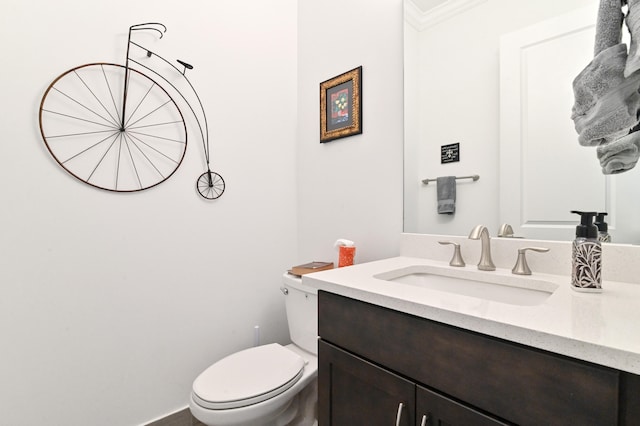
(39, 23), (226, 200)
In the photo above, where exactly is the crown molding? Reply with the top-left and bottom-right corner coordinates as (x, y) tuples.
(408, 0), (488, 31)
(404, 0), (424, 30)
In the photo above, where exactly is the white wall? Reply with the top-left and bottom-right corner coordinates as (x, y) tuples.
(297, 0), (405, 264)
(406, 0), (590, 236)
(404, 14), (421, 233)
(0, 0), (405, 424)
(0, 1), (297, 425)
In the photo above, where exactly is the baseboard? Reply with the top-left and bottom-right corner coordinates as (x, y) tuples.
(144, 407), (205, 426)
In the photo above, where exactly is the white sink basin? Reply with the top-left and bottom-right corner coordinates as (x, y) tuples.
(374, 265), (558, 306)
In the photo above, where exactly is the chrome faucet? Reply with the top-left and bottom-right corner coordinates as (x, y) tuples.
(468, 225), (496, 271)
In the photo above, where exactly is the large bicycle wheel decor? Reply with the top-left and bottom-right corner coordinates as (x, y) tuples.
(39, 63), (187, 192)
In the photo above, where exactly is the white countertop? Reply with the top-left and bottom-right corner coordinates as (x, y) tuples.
(303, 255), (640, 375)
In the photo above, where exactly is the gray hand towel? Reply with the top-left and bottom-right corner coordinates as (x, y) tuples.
(594, 0), (624, 57)
(597, 130), (640, 173)
(572, 0), (640, 174)
(625, 0), (640, 76)
(436, 176), (456, 215)
(572, 44), (640, 146)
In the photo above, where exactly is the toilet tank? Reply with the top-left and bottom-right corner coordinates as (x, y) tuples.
(282, 273), (318, 355)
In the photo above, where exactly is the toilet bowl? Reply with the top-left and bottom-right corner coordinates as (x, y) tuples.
(190, 273), (318, 426)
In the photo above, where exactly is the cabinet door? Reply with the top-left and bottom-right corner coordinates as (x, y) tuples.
(318, 340), (415, 426)
(416, 386), (509, 426)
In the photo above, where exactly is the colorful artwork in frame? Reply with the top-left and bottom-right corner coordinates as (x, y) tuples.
(320, 66), (362, 143)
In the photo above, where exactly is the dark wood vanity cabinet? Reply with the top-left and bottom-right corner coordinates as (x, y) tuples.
(416, 384), (508, 425)
(318, 291), (640, 426)
(320, 341), (507, 425)
(319, 341), (415, 425)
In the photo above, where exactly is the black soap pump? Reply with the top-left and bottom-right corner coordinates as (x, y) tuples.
(570, 211), (602, 292)
(595, 212), (611, 243)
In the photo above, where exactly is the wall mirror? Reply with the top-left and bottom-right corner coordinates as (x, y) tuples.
(404, 0), (640, 244)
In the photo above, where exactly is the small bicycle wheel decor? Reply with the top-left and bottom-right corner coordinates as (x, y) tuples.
(38, 23), (225, 198)
(197, 170), (225, 200)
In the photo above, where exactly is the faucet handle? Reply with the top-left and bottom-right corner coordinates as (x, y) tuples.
(498, 223), (514, 237)
(438, 241), (465, 267)
(512, 247), (550, 275)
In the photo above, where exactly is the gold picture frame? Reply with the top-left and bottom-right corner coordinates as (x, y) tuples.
(320, 66), (362, 143)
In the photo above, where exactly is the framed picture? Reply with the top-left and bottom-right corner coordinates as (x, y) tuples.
(320, 66), (362, 143)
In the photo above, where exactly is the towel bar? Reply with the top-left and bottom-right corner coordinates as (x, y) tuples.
(421, 174), (480, 185)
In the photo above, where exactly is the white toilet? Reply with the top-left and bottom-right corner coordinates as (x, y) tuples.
(189, 273), (318, 426)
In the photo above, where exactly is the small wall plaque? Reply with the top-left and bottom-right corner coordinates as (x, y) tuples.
(441, 143), (460, 164)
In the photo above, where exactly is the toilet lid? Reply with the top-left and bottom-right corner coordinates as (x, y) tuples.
(192, 343), (305, 410)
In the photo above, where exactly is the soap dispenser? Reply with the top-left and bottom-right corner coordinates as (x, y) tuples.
(570, 211), (602, 292)
(594, 212), (611, 243)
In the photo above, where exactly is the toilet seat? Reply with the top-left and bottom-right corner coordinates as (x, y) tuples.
(192, 343), (306, 410)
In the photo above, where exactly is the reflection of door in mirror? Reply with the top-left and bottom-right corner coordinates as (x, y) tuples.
(500, 3), (639, 244)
